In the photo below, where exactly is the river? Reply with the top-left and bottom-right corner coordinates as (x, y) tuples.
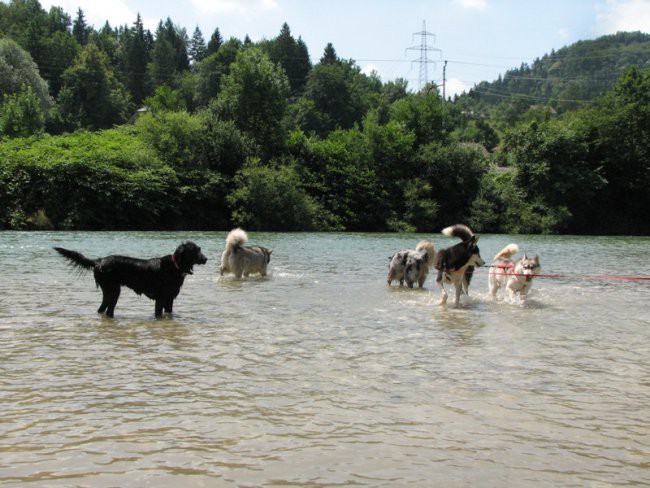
(1, 231), (649, 486)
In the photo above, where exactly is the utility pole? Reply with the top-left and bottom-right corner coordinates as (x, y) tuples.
(442, 59), (448, 101)
(406, 20), (442, 91)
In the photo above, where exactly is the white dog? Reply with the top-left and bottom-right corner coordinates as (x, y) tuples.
(220, 228), (272, 278)
(488, 243), (541, 300)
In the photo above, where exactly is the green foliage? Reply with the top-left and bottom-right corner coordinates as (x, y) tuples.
(1, 3), (649, 234)
(228, 160), (320, 231)
(144, 85), (187, 112)
(295, 56), (375, 137)
(0, 128), (176, 229)
(261, 23), (311, 95)
(213, 47), (290, 157)
(1, 85), (45, 137)
(0, 38), (54, 114)
(58, 43), (132, 130)
(390, 91), (447, 146)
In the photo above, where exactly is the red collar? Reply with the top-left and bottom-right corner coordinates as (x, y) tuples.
(171, 254), (179, 269)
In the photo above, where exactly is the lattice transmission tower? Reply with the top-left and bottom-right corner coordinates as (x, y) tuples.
(407, 20), (442, 91)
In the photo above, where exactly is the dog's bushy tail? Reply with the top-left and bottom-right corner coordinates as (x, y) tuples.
(441, 224), (474, 241)
(54, 247), (97, 274)
(493, 243), (519, 261)
(225, 228), (248, 250)
(416, 240), (436, 266)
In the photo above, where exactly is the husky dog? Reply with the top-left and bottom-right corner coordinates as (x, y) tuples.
(434, 224), (485, 306)
(488, 243), (541, 300)
(387, 240), (436, 288)
(220, 228), (272, 278)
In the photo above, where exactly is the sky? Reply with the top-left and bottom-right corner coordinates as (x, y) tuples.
(37, 0), (650, 96)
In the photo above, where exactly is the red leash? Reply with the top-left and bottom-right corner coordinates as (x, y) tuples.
(478, 266), (650, 281)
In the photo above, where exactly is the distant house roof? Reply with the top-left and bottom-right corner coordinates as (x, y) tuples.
(127, 106), (150, 124)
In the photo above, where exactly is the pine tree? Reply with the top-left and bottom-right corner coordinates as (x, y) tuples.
(206, 27), (223, 56)
(123, 13), (151, 104)
(189, 26), (207, 64)
(320, 43), (338, 64)
(72, 7), (89, 45)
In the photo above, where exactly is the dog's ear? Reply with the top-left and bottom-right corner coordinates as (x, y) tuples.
(534, 255), (540, 265)
(473, 235), (479, 243)
(523, 253), (528, 260)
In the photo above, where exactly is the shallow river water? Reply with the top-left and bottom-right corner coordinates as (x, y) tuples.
(1, 231), (649, 487)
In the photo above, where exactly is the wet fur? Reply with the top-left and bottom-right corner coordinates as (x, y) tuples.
(387, 240), (435, 288)
(54, 242), (207, 318)
(434, 224), (485, 307)
(220, 228), (272, 278)
(488, 243), (541, 300)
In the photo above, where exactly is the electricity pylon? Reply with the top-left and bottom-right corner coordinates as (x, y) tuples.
(407, 20), (442, 91)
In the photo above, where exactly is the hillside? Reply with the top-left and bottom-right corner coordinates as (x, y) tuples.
(470, 31), (650, 110)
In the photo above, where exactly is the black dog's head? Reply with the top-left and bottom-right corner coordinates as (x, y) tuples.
(173, 241), (208, 274)
(465, 235), (485, 268)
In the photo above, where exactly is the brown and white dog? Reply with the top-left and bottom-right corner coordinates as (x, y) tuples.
(387, 240), (436, 288)
(220, 228), (272, 278)
(488, 243), (541, 300)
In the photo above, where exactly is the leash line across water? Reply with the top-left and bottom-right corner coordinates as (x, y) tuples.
(476, 266), (650, 281)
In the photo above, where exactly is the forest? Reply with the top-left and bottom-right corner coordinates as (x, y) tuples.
(1, 0), (649, 234)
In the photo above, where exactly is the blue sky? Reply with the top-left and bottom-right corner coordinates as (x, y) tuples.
(38, 0), (650, 95)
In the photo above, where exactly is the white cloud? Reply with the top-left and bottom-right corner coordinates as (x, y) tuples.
(362, 63), (380, 77)
(445, 78), (472, 97)
(596, 0), (650, 33)
(558, 28), (570, 39)
(453, 0), (488, 11)
(191, 0), (279, 15)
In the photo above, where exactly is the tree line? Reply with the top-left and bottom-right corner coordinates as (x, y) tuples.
(1, 0), (649, 234)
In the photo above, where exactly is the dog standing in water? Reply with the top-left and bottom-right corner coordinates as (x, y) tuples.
(220, 228), (272, 278)
(488, 243), (541, 301)
(54, 242), (207, 318)
(434, 224), (485, 307)
(387, 240), (436, 288)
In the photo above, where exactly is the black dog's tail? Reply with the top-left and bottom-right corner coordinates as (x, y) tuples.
(54, 247), (97, 274)
(441, 224), (475, 241)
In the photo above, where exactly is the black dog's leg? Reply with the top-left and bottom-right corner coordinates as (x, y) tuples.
(104, 285), (120, 318)
(98, 291), (110, 315)
(163, 297), (174, 314)
(155, 299), (164, 318)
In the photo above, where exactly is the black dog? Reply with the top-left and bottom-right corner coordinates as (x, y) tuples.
(434, 224), (485, 307)
(54, 242), (207, 318)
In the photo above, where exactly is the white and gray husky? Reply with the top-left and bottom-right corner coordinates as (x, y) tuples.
(220, 228), (272, 278)
(434, 224), (485, 306)
(488, 243), (541, 300)
(387, 240), (436, 288)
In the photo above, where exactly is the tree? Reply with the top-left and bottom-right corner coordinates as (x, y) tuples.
(121, 14), (151, 104)
(213, 47), (290, 156)
(194, 37), (243, 107)
(188, 26), (207, 64)
(206, 27), (223, 56)
(0, 38), (53, 114)
(149, 18), (189, 89)
(295, 55), (373, 137)
(1, 85), (45, 137)
(72, 7), (90, 46)
(228, 160), (320, 230)
(320, 42), (338, 64)
(58, 43), (132, 130)
(265, 23), (311, 95)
